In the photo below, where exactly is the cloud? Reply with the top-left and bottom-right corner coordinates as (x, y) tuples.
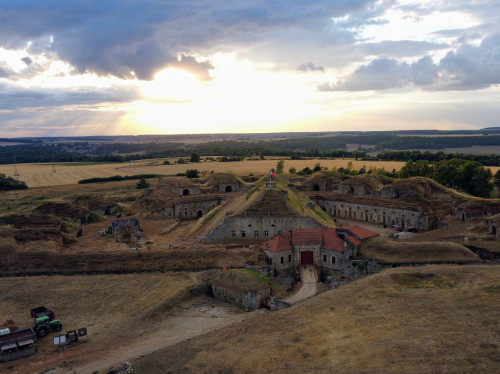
(0, 82), (140, 111)
(319, 33), (500, 91)
(0, 0), (381, 81)
(357, 40), (448, 58)
(173, 54), (214, 82)
(297, 62), (324, 73)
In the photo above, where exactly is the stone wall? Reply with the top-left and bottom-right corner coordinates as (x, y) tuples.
(207, 216), (324, 242)
(263, 243), (355, 278)
(160, 197), (225, 220)
(170, 185), (201, 196)
(210, 284), (270, 311)
(314, 197), (428, 230)
(218, 183), (240, 193)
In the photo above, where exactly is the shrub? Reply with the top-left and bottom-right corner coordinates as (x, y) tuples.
(186, 169), (200, 178)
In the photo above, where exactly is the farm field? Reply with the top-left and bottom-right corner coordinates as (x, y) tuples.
(0, 158), (407, 188)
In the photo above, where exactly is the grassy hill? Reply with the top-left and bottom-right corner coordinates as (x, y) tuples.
(131, 265), (500, 373)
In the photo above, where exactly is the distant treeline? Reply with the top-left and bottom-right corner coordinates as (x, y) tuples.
(376, 150), (500, 166)
(3, 134), (500, 166)
(78, 174), (159, 184)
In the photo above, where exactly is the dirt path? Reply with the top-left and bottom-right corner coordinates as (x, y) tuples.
(284, 265), (321, 304)
(52, 297), (266, 374)
(188, 191), (247, 238)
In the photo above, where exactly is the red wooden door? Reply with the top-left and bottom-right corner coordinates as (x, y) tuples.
(301, 251), (313, 265)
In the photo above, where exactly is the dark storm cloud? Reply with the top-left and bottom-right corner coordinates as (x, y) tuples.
(0, 0), (378, 80)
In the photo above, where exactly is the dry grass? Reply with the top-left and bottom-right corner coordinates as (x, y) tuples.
(131, 265), (500, 374)
(358, 236), (480, 263)
(0, 273), (193, 374)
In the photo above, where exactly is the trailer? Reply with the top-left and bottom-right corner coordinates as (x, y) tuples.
(30, 306), (55, 321)
(30, 306), (62, 337)
(0, 328), (36, 362)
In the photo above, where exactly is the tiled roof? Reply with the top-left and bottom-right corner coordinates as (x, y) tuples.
(292, 228), (323, 244)
(262, 226), (378, 253)
(261, 231), (292, 252)
(346, 235), (362, 246)
(348, 226), (379, 240)
(322, 228), (351, 252)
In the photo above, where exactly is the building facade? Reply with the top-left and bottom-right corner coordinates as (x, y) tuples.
(262, 227), (379, 278)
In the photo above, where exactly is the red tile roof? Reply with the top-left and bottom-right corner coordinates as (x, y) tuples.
(261, 231), (292, 252)
(346, 235), (362, 246)
(291, 228), (323, 244)
(262, 226), (378, 253)
(322, 228), (351, 252)
(348, 226), (379, 240)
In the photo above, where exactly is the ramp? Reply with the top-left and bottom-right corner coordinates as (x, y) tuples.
(300, 265), (319, 283)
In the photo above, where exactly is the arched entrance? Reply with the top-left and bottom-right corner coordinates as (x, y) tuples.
(197, 209), (203, 218)
(313, 184), (320, 191)
(182, 188), (190, 196)
(225, 185), (233, 192)
(491, 225), (497, 236)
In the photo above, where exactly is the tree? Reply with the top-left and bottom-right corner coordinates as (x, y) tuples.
(276, 160), (285, 174)
(190, 153), (201, 163)
(136, 178), (150, 189)
(289, 167), (296, 175)
(399, 159), (431, 178)
(432, 158), (464, 188)
(185, 169), (200, 178)
(458, 161), (493, 197)
(0, 174), (28, 191)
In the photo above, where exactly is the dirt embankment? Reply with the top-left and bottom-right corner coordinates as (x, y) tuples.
(0, 245), (259, 276)
(130, 265), (500, 374)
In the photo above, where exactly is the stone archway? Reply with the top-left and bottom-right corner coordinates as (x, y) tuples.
(197, 209), (203, 218)
(491, 224), (497, 236)
(225, 185), (233, 192)
(313, 184), (320, 191)
(183, 188), (190, 196)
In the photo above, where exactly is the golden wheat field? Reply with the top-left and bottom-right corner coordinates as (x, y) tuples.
(0, 158), (408, 188)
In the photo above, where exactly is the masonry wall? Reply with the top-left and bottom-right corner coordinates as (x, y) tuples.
(174, 198), (224, 220)
(207, 216), (324, 242)
(264, 245), (355, 277)
(218, 183), (240, 193)
(263, 248), (294, 271)
(210, 284), (270, 311)
(314, 197), (428, 230)
(170, 185), (201, 196)
(160, 197), (224, 219)
(319, 248), (355, 276)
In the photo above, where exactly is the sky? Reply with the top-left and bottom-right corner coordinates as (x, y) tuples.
(0, 0), (499, 137)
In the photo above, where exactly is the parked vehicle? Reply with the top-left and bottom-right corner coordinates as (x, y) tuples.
(30, 306), (62, 337)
